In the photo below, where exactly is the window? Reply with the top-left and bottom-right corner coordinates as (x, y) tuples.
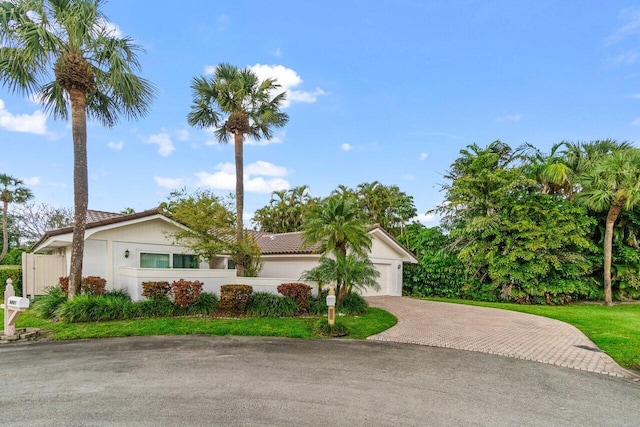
(173, 254), (199, 269)
(140, 253), (170, 268)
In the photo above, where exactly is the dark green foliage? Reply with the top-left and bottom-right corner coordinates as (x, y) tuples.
(56, 293), (133, 322)
(400, 224), (466, 298)
(277, 282), (312, 313)
(219, 284), (253, 314)
(133, 298), (176, 318)
(103, 288), (132, 300)
(182, 292), (219, 315)
(31, 286), (67, 319)
(337, 292), (368, 315)
(0, 265), (21, 296)
(309, 291), (328, 315)
(246, 292), (298, 318)
(0, 248), (23, 265)
(312, 319), (349, 337)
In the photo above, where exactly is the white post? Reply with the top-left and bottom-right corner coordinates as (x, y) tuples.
(4, 278), (15, 336)
(326, 282), (336, 326)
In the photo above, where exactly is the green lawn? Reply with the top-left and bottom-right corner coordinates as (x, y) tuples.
(426, 297), (640, 370)
(2, 307), (396, 341)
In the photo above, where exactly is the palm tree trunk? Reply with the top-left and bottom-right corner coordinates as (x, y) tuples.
(68, 89), (89, 299)
(1, 200), (8, 262)
(234, 131), (246, 277)
(603, 202), (623, 306)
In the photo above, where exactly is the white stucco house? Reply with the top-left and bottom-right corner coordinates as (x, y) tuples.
(25, 208), (417, 299)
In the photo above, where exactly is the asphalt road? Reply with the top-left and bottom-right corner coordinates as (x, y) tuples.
(1, 336), (639, 426)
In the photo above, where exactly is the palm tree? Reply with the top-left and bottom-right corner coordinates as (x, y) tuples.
(302, 195), (372, 258)
(0, 0), (155, 297)
(187, 63), (289, 276)
(576, 148), (640, 305)
(0, 174), (33, 262)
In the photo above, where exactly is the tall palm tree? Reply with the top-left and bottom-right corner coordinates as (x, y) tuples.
(302, 195), (372, 258)
(0, 174), (33, 262)
(187, 63), (289, 276)
(0, 0), (155, 297)
(577, 148), (640, 305)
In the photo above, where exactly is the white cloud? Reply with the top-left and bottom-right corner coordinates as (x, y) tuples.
(154, 176), (183, 189)
(249, 64), (326, 107)
(419, 153), (428, 160)
(217, 14), (230, 32)
(195, 161), (290, 194)
(22, 176), (40, 186)
(631, 117), (640, 126)
(145, 131), (175, 157)
(175, 129), (190, 141)
(610, 52), (638, 65)
(246, 160), (288, 177)
(272, 48), (282, 58)
(607, 7), (640, 44)
(107, 140), (124, 150)
(627, 93), (640, 99)
(414, 213), (436, 224)
(496, 114), (523, 122)
(97, 18), (122, 38)
(0, 99), (48, 135)
(341, 143), (353, 152)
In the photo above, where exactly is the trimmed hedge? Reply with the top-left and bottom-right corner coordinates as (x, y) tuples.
(0, 265), (22, 296)
(171, 279), (203, 308)
(58, 276), (107, 296)
(277, 282), (312, 314)
(142, 281), (171, 300)
(219, 284), (253, 315)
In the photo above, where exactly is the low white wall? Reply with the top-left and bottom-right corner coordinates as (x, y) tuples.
(117, 267), (316, 300)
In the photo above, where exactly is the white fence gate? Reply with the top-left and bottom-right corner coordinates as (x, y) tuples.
(22, 253), (66, 297)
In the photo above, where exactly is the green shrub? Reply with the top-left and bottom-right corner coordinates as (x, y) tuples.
(246, 292), (298, 318)
(0, 265), (22, 296)
(309, 291), (328, 315)
(338, 292), (368, 315)
(142, 281), (171, 300)
(313, 319), (349, 337)
(277, 282), (312, 313)
(181, 292), (219, 315)
(56, 293), (133, 322)
(219, 284), (253, 315)
(103, 288), (131, 300)
(31, 286), (68, 319)
(171, 279), (202, 308)
(0, 248), (23, 265)
(132, 298), (176, 318)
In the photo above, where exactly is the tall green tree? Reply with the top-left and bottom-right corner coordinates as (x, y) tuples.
(253, 185), (317, 233)
(0, 0), (155, 297)
(187, 63), (289, 276)
(0, 174), (33, 262)
(577, 148), (640, 305)
(302, 195), (371, 258)
(302, 252), (379, 299)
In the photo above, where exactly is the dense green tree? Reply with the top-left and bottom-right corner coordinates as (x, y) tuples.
(253, 185), (317, 233)
(301, 253), (379, 301)
(0, 174), (33, 263)
(355, 181), (417, 236)
(576, 148), (640, 305)
(0, 0), (155, 297)
(187, 63), (289, 276)
(302, 194), (372, 258)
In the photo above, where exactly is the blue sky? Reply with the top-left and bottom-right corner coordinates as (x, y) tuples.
(2, 0), (639, 227)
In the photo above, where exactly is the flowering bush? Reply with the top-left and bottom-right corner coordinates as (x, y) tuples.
(277, 282), (312, 313)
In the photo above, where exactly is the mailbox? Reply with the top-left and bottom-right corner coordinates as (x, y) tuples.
(326, 294), (336, 307)
(7, 296), (29, 309)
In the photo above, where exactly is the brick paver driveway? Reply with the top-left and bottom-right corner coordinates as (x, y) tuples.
(367, 296), (636, 379)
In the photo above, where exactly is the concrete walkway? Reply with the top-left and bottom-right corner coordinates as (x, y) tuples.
(366, 296), (637, 379)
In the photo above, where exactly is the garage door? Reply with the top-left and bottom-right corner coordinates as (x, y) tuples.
(359, 262), (391, 297)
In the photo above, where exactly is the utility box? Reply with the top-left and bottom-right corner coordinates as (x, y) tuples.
(7, 296), (30, 309)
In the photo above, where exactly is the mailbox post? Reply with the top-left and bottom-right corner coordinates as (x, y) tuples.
(326, 282), (336, 326)
(2, 279), (30, 337)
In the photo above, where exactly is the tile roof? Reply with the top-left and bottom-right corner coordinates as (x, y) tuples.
(251, 231), (322, 255)
(86, 210), (126, 223)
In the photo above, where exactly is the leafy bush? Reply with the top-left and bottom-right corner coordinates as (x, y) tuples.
(56, 293), (133, 322)
(170, 279), (203, 308)
(246, 292), (298, 318)
(309, 291), (328, 315)
(338, 292), (368, 315)
(32, 286), (68, 319)
(219, 284), (253, 315)
(82, 276), (106, 295)
(58, 275), (107, 296)
(103, 288), (131, 300)
(277, 282), (312, 313)
(0, 265), (22, 296)
(181, 292), (219, 315)
(313, 319), (349, 337)
(0, 248), (23, 265)
(142, 281), (171, 300)
(133, 298), (176, 318)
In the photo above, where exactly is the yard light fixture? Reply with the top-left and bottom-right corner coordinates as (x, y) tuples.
(124, 250), (130, 258)
(326, 282), (336, 326)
